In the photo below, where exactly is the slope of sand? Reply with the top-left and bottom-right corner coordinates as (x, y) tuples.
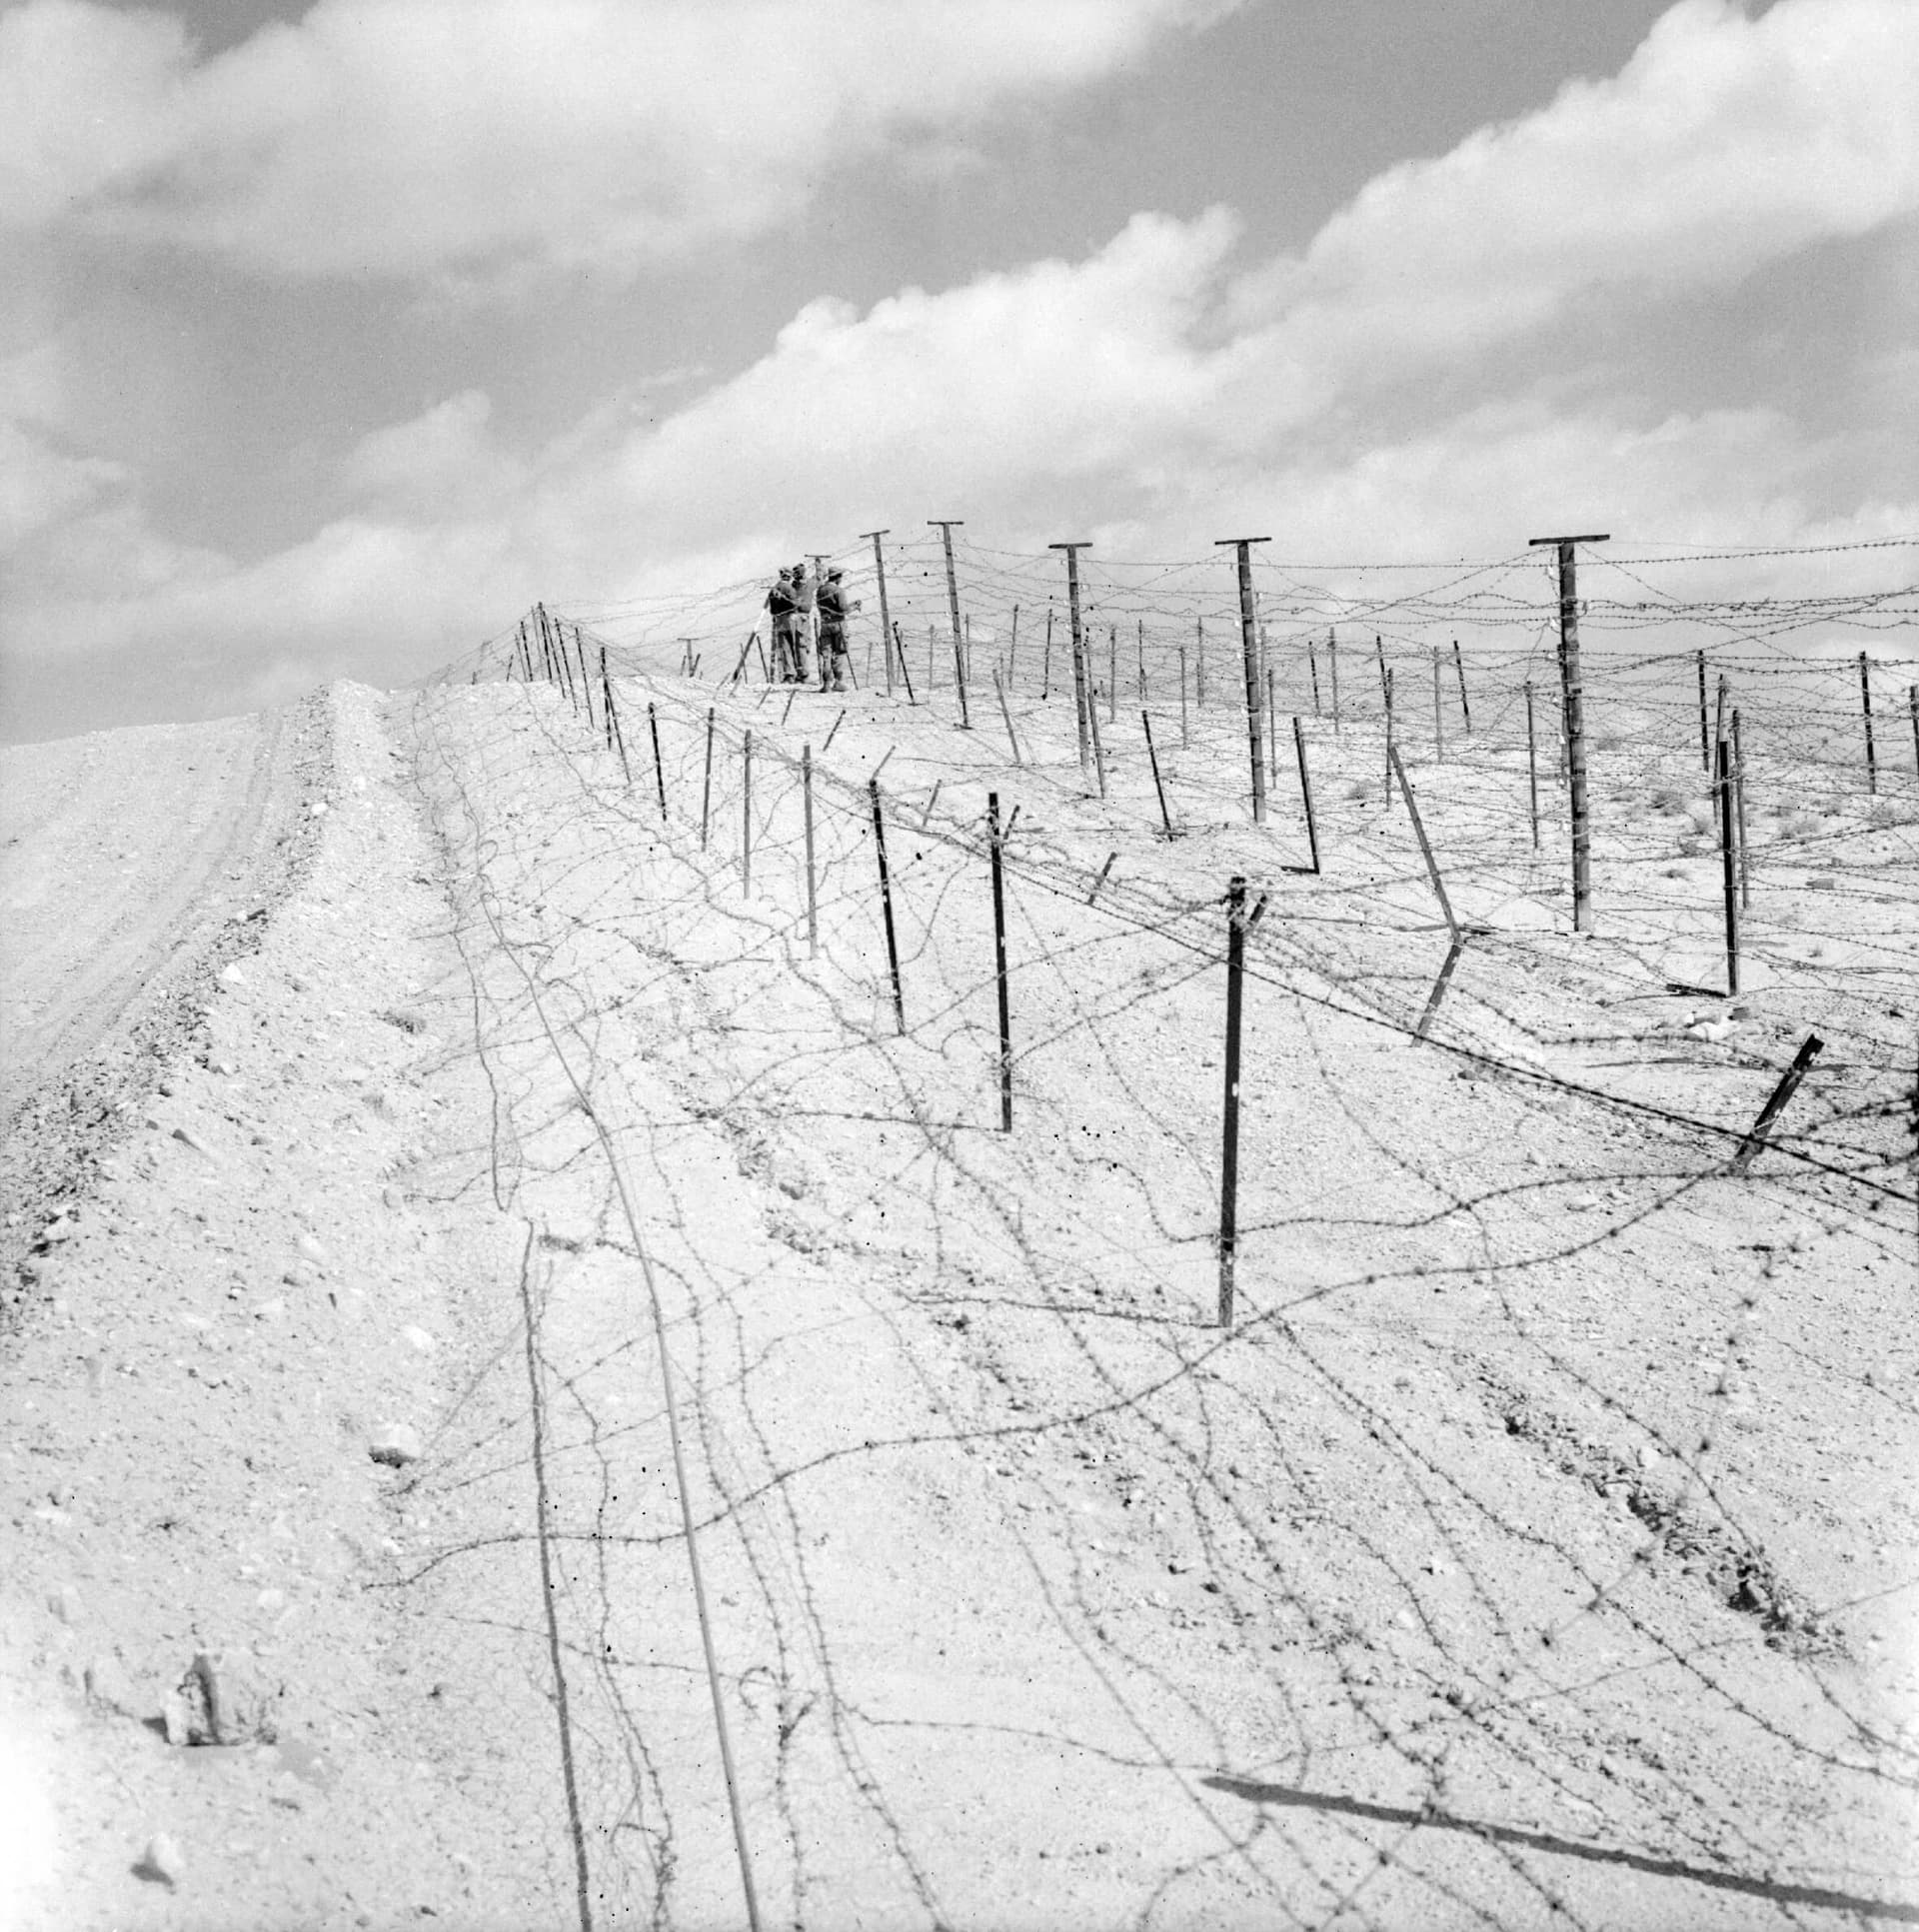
(0, 674), (1913, 1930)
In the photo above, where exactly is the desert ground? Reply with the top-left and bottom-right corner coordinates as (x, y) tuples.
(2, 631), (1915, 1930)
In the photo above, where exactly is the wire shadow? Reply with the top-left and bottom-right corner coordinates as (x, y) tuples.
(1202, 1774), (1919, 1923)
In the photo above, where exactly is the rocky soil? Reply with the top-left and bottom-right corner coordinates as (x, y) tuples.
(0, 671), (1913, 1931)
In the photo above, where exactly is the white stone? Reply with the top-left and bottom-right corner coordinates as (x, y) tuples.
(138, 1832), (185, 1886)
(369, 1422), (424, 1467)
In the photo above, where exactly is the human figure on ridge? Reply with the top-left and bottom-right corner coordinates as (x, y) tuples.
(766, 568), (802, 683)
(816, 567), (860, 693)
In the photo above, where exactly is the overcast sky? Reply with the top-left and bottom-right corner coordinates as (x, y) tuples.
(2, 0), (1914, 742)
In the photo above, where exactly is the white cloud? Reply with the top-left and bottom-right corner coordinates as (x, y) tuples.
(4, 0), (1914, 729)
(0, 0), (1232, 281)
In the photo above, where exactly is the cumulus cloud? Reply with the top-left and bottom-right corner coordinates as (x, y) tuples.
(0, 0), (1233, 281)
(4, 0), (1914, 735)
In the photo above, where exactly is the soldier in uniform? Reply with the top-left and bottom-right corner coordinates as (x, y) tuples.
(766, 568), (800, 681)
(816, 567), (860, 693)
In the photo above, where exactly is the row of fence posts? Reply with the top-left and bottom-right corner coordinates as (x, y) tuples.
(500, 594), (1846, 1332)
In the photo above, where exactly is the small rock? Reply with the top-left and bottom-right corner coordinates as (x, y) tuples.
(295, 1232), (330, 1267)
(136, 1831), (185, 1887)
(219, 962), (247, 985)
(163, 1649), (280, 1746)
(369, 1422), (425, 1467)
(401, 1325), (437, 1355)
(382, 1186), (405, 1210)
(310, 801), (328, 818)
(171, 1124), (218, 1157)
(253, 1298), (286, 1321)
(84, 1654), (131, 1712)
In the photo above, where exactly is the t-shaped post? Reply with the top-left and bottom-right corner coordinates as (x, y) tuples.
(860, 530), (894, 695)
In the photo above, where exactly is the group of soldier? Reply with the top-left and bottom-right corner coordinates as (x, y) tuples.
(766, 562), (860, 692)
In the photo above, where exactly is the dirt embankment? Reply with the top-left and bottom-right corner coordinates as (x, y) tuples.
(1, 686), (552, 1929)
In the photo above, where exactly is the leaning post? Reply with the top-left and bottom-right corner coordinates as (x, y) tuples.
(930, 520), (969, 729)
(1218, 877), (1247, 1329)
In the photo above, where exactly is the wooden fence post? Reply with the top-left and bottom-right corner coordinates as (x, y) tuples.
(1718, 735), (1738, 996)
(870, 779), (906, 1033)
(1179, 644), (1189, 746)
(1530, 533), (1607, 934)
(1215, 537), (1270, 825)
(1293, 716), (1319, 875)
(992, 665), (1023, 766)
(988, 792), (1012, 1132)
(1729, 1035), (1824, 1175)
(701, 708), (716, 850)
(862, 530), (894, 697)
(742, 730), (754, 897)
(1732, 708), (1751, 912)
(1525, 680), (1540, 850)
(1696, 651), (1711, 774)
(1329, 629), (1341, 736)
(1452, 639), (1471, 733)
(1218, 877), (1246, 1330)
(1143, 712), (1174, 839)
(1861, 652), (1878, 794)
(648, 703), (668, 820)
(802, 745), (818, 956)
(1051, 543), (1093, 788)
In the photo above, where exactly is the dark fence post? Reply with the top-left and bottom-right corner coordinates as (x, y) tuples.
(870, 779), (906, 1033)
(1293, 717), (1320, 875)
(988, 793), (1012, 1132)
(1218, 877), (1246, 1330)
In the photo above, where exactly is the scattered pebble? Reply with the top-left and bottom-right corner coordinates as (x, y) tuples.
(402, 1325), (437, 1354)
(164, 1649), (281, 1746)
(370, 1422), (425, 1467)
(295, 1232), (331, 1267)
(136, 1832), (185, 1887)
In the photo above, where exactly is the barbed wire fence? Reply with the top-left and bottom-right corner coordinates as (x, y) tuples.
(396, 531), (1918, 1928)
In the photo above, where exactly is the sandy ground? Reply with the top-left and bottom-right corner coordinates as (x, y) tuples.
(0, 669), (1914, 1931)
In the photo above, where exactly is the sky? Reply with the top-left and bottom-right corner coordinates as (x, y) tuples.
(1, 0), (1914, 742)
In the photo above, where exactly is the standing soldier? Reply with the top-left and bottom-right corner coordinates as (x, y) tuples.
(816, 567), (860, 693)
(791, 561), (818, 685)
(766, 568), (800, 681)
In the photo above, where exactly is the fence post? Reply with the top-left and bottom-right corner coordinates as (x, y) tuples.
(648, 703), (668, 820)
(862, 530), (894, 696)
(1179, 645), (1189, 746)
(931, 519), (967, 721)
(1382, 666), (1394, 813)
(1389, 745), (1460, 943)
(1266, 666), (1278, 789)
(1861, 652), (1877, 794)
(870, 779), (906, 1034)
(1718, 735), (1738, 995)
(1293, 716), (1319, 875)
(742, 730), (754, 898)
(1108, 624), (1118, 725)
(1712, 673), (1730, 838)
(701, 707), (716, 851)
(988, 792), (1012, 1132)
(1136, 618), (1146, 704)
(1529, 532), (1607, 935)
(1525, 680), (1540, 850)
(599, 642), (616, 751)
(1218, 877), (1246, 1330)
(1696, 651), (1711, 773)
(1307, 638), (1321, 716)
(1143, 711), (1175, 839)
(1041, 606), (1053, 701)
(1196, 617), (1206, 710)
(893, 622), (916, 705)
(1215, 537), (1270, 825)
(1049, 543), (1093, 788)
(1008, 604), (1020, 686)
(1452, 640), (1471, 733)
(1432, 645), (1445, 762)
(1729, 1034), (1824, 1175)
(802, 745), (818, 957)
(992, 665), (1023, 766)
(1732, 707), (1751, 912)
(1329, 629), (1341, 736)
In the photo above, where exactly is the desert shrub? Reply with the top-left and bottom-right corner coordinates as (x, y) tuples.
(1650, 787), (1685, 813)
